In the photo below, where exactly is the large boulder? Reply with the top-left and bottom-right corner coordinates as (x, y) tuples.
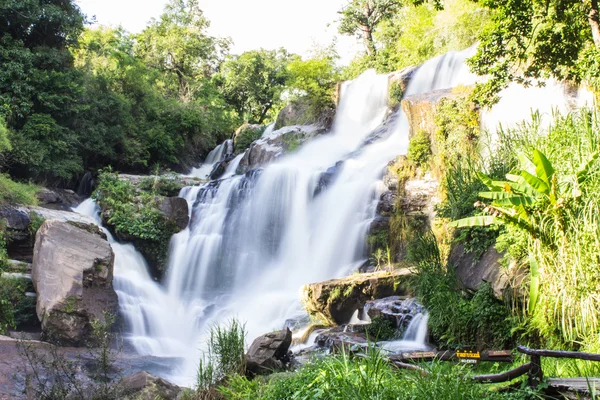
(246, 328), (292, 376)
(158, 197), (189, 230)
(119, 371), (181, 400)
(301, 269), (413, 326)
(449, 243), (510, 298)
(32, 220), (118, 345)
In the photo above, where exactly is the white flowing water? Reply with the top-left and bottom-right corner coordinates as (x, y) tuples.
(73, 47), (589, 385)
(187, 139), (234, 179)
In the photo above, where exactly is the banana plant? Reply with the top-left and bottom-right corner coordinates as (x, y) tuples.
(449, 149), (598, 247)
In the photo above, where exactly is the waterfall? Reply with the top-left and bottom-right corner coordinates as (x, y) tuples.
(380, 313), (430, 353)
(70, 46), (586, 385)
(188, 139), (234, 179)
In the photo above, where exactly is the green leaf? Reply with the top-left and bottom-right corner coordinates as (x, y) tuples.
(528, 256), (540, 315)
(521, 170), (550, 195)
(577, 151), (599, 185)
(532, 149), (555, 186)
(449, 216), (501, 228)
(477, 172), (502, 190)
(479, 191), (516, 200)
(493, 196), (534, 207)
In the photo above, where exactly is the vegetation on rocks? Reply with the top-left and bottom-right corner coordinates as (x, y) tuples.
(93, 170), (180, 274)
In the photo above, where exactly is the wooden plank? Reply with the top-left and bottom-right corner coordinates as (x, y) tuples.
(487, 350), (512, 357)
(473, 363), (531, 383)
(518, 346), (600, 362)
(548, 378), (600, 393)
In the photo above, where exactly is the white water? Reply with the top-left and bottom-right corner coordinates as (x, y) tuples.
(380, 313), (430, 353)
(72, 46), (590, 385)
(187, 139), (234, 179)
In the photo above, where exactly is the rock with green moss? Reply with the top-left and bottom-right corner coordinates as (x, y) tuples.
(274, 98), (335, 131)
(301, 269), (413, 326)
(32, 220), (117, 345)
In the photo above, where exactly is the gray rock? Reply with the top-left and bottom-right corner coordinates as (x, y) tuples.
(364, 297), (425, 330)
(246, 329), (292, 375)
(274, 98), (334, 130)
(120, 371), (181, 400)
(32, 220), (118, 345)
(450, 243), (509, 298)
(315, 327), (368, 352)
(36, 188), (81, 210)
(237, 125), (325, 174)
(158, 197), (189, 230)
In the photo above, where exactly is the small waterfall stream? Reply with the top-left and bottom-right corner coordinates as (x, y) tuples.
(71, 47), (589, 385)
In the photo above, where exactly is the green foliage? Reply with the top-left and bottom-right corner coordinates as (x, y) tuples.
(364, 316), (397, 341)
(455, 225), (500, 261)
(217, 49), (293, 124)
(138, 173), (185, 197)
(409, 232), (512, 349)
(338, 0), (402, 57)
(234, 125), (265, 154)
(0, 116), (10, 155)
(0, 277), (37, 333)
(407, 131), (432, 168)
(93, 170), (179, 271)
(286, 46), (341, 121)
(0, 174), (39, 205)
(467, 0), (597, 105)
(218, 348), (513, 400)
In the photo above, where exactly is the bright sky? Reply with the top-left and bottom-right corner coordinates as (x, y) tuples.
(76, 0), (360, 64)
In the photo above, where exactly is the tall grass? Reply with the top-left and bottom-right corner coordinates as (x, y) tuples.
(218, 347), (517, 400)
(0, 174), (38, 205)
(492, 109), (600, 348)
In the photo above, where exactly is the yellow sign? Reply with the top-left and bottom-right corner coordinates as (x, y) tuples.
(456, 350), (481, 359)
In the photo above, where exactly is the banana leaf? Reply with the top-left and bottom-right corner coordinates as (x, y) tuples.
(529, 256), (540, 315)
(533, 149), (555, 185)
(449, 215), (500, 228)
(521, 170), (550, 195)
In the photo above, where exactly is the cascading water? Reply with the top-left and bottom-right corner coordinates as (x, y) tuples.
(72, 46), (587, 385)
(188, 139), (234, 179)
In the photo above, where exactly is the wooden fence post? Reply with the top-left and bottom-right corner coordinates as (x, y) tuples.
(528, 354), (543, 388)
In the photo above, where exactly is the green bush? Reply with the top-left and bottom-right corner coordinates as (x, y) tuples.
(138, 173), (184, 197)
(0, 277), (37, 333)
(235, 125), (265, 154)
(409, 232), (512, 350)
(93, 170), (179, 272)
(364, 316), (397, 341)
(407, 131), (432, 168)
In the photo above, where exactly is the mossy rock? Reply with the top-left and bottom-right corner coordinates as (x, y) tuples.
(301, 269), (413, 326)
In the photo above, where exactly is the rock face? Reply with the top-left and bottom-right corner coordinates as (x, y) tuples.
(301, 269), (413, 325)
(388, 66), (417, 107)
(450, 243), (509, 298)
(120, 371), (181, 400)
(274, 98), (334, 130)
(32, 220), (118, 345)
(36, 188), (81, 210)
(246, 329), (292, 375)
(237, 125), (325, 174)
(158, 197), (189, 230)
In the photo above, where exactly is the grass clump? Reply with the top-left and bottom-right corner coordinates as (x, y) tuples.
(364, 315), (397, 341)
(234, 125), (265, 154)
(407, 130), (432, 169)
(0, 174), (38, 206)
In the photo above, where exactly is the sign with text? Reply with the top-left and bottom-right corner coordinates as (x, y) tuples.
(456, 350), (481, 359)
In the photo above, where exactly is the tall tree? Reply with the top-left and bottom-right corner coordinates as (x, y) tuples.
(338, 0), (402, 57)
(135, 0), (230, 102)
(216, 49), (293, 124)
(467, 0), (600, 105)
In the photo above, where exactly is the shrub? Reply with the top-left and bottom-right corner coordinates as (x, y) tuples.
(364, 316), (397, 341)
(0, 277), (37, 333)
(407, 131), (432, 168)
(235, 125), (265, 154)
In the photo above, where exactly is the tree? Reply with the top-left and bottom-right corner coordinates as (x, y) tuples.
(136, 0), (230, 102)
(467, 0), (600, 105)
(217, 49), (293, 124)
(338, 0), (402, 57)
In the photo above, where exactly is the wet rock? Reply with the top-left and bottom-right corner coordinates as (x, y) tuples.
(32, 220), (118, 345)
(315, 327), (368, 352)
(120, 371), (181, 400)
(376, 191), (397, 215)
(365, 297), (425, 330)
(450, 243), (510, 298)
(314, 162), (343, 197)
(388, 66), (417, 107)
(246, 329), (292, 376)
(158, 197), (189, 230)
(36, 188), (81, 210)
(301, 269), (413, 326)
(237, 125), (326, 174)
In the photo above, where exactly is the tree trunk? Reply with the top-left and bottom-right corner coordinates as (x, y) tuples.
(364, 27), (377, 57)
(589, 0), (600, 47)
